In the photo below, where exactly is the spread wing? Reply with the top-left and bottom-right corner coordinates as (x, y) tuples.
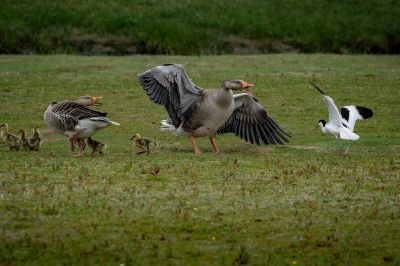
(44, 100), (107, 132)
(138, 64), (205, 128)
(218, 93), (291, 144)
(322, 95), (342, 127)
(340, 105), (373, 131)
(310, 82), (342, 127)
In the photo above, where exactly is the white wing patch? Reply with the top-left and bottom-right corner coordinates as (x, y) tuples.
(322, 95), (342, 127)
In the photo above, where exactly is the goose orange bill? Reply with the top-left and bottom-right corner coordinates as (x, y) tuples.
(91, 96), (103, 105)
(241, 81), (254, 93)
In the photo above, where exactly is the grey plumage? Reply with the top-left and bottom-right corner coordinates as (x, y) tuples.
(217, 93), (290, 144)
(44, 100), (107, 134)
(44, 96), (119, 156)
(138, 64), (290, 154)
(139, 64), (205, 130)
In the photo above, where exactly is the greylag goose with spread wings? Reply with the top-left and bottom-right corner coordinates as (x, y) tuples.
(44, 96), (119, 156)
(138, 64), (290, 155)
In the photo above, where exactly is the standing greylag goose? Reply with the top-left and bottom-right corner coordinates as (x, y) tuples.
(0, 123), (21, 151)
(44, 96), (119, 156)
(138, 64), (290, 155)
(28, 127), (44, 151)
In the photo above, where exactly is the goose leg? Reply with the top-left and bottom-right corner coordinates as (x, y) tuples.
(78, 138), (85, 156)
(69, 129), (82, 151)
(190, 135), (201, 155)
(209, 136), (220, 153)
(71, 139), (85, 157)
(69, 138), (75, 151)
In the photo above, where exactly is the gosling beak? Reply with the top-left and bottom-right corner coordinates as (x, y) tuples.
(91, 96), (103, 106)
(241, 81), (255, 93)
(314, 124), (319, 130)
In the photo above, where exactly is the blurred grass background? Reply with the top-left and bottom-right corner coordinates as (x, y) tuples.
(1, 0), (399, 55)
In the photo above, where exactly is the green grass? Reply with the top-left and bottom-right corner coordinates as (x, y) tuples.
(1, 0), (400, 54)
(1, 54), (400, 265)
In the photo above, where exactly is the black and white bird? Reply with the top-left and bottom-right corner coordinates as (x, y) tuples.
(138, 64), (290, 155)
(311, 82), (373, 154)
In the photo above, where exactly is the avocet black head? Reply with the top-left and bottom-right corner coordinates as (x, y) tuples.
(316, 119), (326, 129)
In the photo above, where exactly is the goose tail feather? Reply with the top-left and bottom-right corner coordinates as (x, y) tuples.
(160, 119), (178, 135)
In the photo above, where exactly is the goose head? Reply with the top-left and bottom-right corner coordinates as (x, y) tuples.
(75, 96), (103, 106)
(222, 80), (254, 93)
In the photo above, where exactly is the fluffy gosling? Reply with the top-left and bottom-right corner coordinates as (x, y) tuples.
(28, 127), (43, 151)
(0, 123), (21, 151)
(131, 133), (157, 155)
(18, 129), (31, 150)
(86, 137), (107, 156)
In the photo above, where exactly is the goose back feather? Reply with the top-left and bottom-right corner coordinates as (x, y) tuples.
(44, 100), (107, 133)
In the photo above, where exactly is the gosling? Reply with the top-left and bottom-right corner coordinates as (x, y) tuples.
(86, 137), (107, 156)
(18, 129), (31, 150)
(28, 127), (44, 151)
(1, 123), (21, 151)
(131, 133), (157, 155)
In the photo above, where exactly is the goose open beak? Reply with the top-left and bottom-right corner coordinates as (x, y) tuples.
(241, 81), (254, 93)
(90, 96), (103, 106)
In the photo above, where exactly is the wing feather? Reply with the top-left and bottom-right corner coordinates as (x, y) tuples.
(44, 100), (107, 132)
(310, 82), (343, 128)
(218, 93), (290, 145)
(138, 64), (205, 128)
(341, 105), (373, 131)
(322, 95), (342, 127)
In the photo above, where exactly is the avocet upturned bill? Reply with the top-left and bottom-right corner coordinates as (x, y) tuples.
(310, 82), (373, 154)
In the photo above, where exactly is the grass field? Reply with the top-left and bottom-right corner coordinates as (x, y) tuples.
(1, 0), (400, 54)
(1, 54), (400, 265)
